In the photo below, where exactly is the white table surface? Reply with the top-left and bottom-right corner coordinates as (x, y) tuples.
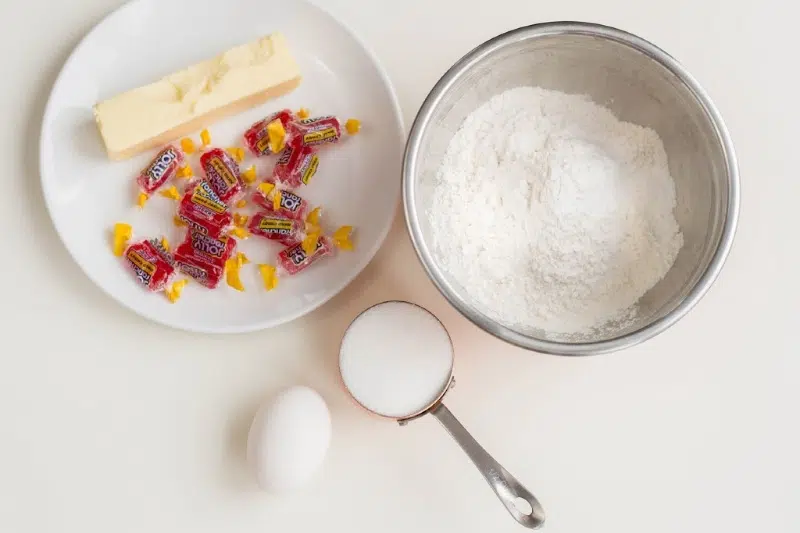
(2, 0), (797, 531)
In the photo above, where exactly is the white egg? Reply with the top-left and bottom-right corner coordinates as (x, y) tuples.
(246, 386), (331, 493)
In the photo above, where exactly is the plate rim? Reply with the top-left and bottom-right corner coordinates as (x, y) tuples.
(39, 0), (404, 334)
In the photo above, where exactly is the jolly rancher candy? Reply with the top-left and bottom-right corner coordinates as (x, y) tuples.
(174, 229), (237, 289)
(243, 109), (295, 156)
(286, 116), (342, 148)
(177, 181), (232, 237)
(200, 148), (244, 205)
(272, 142), (319, 188)
(282, 115), (359, 148)
(247, 212), (321, 252)
(257, 227), (354, 291)
(123, 238), (176, 292)
(253, 182), (312, 221)
(135, 144), (186, 205)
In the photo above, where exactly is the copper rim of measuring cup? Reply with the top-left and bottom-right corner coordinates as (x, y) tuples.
(337, 300), (545, 529)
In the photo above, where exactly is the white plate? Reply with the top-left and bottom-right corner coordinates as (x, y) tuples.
(40, 0), (403, 333)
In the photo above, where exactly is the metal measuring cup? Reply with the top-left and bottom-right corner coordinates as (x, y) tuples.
(339, 301), (545, 529)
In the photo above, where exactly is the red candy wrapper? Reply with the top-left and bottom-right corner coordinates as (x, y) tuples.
(200, 148), (244, 204)
(258, 226), (354, 290)
(286, 116), (342, 148)
(272, 142), (319, 188)
(277, 237), (333, 275)
(177, 181), (232, 236)
(136, 145), (185, 194)
(174, 230), (236, 288)
(252, 184), (311, 221)
(124, 238), (176, 291)
(243, 109), (295, 157)
(248, 212), (318, 247)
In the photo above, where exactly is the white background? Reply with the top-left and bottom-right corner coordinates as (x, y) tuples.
(1, 0), (797, 532)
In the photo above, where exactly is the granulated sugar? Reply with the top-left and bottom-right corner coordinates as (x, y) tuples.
(427, 86), (684, 336)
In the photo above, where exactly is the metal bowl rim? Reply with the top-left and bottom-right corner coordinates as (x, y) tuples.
(401, 21), (741, 356)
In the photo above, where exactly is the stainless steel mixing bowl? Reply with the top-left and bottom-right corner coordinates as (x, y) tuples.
(402, 22), (740, 356)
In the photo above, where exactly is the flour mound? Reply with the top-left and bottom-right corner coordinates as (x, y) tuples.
(427, 86), (684, 336)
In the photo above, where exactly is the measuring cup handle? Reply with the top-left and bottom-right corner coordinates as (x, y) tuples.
(430, 403), (545, 529)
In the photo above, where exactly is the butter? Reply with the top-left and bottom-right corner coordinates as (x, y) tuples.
(94, 33), (301, 161)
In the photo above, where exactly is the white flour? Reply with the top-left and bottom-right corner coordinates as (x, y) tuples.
(428, 86), (684, 335)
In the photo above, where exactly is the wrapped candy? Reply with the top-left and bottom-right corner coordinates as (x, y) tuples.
(173, 229), (237, 289)
(281, 116), (360, 149)
(286, 116), (342, 148)
(177, 181), (232, 236)
(123, 238), (176, 292)
(135, 144), (185, 206)
(247, 212), (320, 252)
(253, 182), (312, 221)
(243, 109), (295, 156)
(200, 148), (244, 204)
(257, 226), (354, 290)
(272, 142), (319, 188)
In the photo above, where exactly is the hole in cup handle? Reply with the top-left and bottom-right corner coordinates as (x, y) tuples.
(430, 403), (545, 529)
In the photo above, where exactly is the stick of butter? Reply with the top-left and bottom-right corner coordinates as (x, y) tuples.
(94, 33), (301, 161)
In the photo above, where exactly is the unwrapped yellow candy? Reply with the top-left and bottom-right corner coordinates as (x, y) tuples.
(306, 207), (322, 226)
(224, 256), (245, 292)
(227, 147), (245, 162)
(235, 198), (248, 208)
(236, 252), (250, 267)
(345, 118), (361, 135)
(137, 192), (148, 208)
(258, 264), (278, 291)
(161, 236), (170, 252)
(301, 231), (321, 256)
(333, 225), (355, 251)
(177, 165), (193, 178)
(233, 213), (249, 228)
(297, 107), (310, 119)
(180, 138), (196, 154)
(112, 223), (132, 257)
(241, 166), (257, 185)
(267, 119), (286, 153)
(257, 182), (282, 211)
(159, 185), (181, 201)
(173, 215), (187, 227)
(230, 227), (249, 239)
(200, 129), (211, 146)
(165, 279), (189, 304)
